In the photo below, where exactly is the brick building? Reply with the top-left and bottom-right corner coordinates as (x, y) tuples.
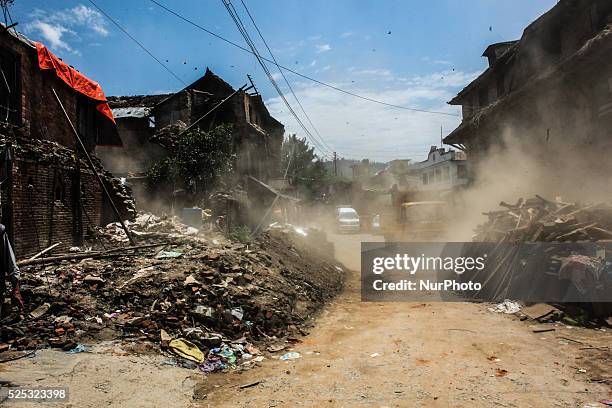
(95, 94), (170, 176)
(98, 68), (285, 182)
(444, 0), (612, 179)
(97, 69), (285, 215)
(0, 25), (131, 256)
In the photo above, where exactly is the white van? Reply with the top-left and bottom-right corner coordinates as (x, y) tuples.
(336, 207), (360, 233)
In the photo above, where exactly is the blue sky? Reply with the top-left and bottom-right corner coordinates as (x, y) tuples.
(13, 0), (556, 161)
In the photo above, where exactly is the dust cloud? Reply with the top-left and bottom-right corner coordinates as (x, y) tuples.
(445, 125), (612, 241)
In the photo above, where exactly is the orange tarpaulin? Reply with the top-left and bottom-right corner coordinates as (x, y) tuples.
(34, 42), (115, 124)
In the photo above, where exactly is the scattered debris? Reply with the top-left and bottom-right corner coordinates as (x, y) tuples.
(168, 338), (205, 363)
(66, 344), (88, 354)
(239, 380), (261, 389)
(156, 250), (183, 259)
(495, 368), (509, 377)
(532, 328), (556, 333)
(160, 329), (172, 348)
(279, 352), (301, 361)
(0, 220), (345, 380)
(488, 300), (521, 314)
(267, 344), (286, 353)
(29, 303), (50, 319)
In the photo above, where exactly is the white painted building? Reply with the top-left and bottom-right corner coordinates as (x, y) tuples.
(410, 146), (467, 192)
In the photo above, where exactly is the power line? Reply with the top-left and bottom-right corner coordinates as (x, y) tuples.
(87, 0), (186, 86)
(221, 0), (333, 159)
(148, 0), (460, 117)
(89, 0), (333, 159)
(224, 0), (331, 156)
(88, 0), (452, 160)
(238, 0), (335, 154)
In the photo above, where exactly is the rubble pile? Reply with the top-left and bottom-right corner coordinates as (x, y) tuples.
(1, 221), (345, 371)
(467, 196), (612, 318)
(474, 196), (612, 242)
(99, 213), (201, 243)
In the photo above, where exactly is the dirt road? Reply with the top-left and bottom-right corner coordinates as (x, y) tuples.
(201, 233), (610, 407)
(1, 233), (609, 407)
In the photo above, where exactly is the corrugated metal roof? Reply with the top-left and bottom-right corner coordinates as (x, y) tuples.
(111, 107), (151, 119)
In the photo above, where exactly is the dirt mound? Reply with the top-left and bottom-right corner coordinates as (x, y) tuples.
(1, 226), (345, 361)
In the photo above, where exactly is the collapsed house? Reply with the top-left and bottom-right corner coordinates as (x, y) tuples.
(95, 94), (170, 177)
(444, 0), (612, 180)
(97, 69), (285, 214)
(0, 25), (132, 256)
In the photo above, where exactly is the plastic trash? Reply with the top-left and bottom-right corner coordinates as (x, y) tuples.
(169, 338), (205, 363)
(488, 299), (521, 314)
(279, 352), (301, 360)
(156, 250), (183, 259)
(67, 344), (88, 354)
(231, 307), (244, 321)
(199, 357), (226, 373)
(218, 346), (237, 364)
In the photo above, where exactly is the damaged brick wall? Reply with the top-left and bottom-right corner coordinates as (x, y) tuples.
(0, 30), (132, 257)
(8, 158), (103, 257)
(0, 31), (80, 149)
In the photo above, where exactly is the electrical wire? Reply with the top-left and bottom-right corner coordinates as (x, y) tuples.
(148, 0), (460, 117)
(88, 0), (450, 159)
(87, 0), (187, 86)
(88, 0), (334, 159)
(221, 0), (333, 159)
(238, 0), (335, 154)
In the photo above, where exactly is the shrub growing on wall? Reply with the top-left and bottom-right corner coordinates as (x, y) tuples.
(146, 124), (235, 197)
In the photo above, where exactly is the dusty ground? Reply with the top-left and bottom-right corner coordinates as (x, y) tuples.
(200, 233), (611, 407)
(0, 342), (197, 407)
(1, 232), (610, 407)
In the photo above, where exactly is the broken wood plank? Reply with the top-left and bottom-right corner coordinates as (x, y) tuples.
(555, 223), (598, 241)
(17, 242), (170, 267)
(239, 381), (261, 389)
(532, 328), (555, 333)
(588, 226), (612, 238)
(28, 242), (62, 261)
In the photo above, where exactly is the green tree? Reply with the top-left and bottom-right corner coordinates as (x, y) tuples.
(147, 124), (235, 196)
(281, 134), (332, 199)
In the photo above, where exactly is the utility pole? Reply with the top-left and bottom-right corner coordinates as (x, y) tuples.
(440, 126), (444, 148)
(333, 152), (337, 176)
